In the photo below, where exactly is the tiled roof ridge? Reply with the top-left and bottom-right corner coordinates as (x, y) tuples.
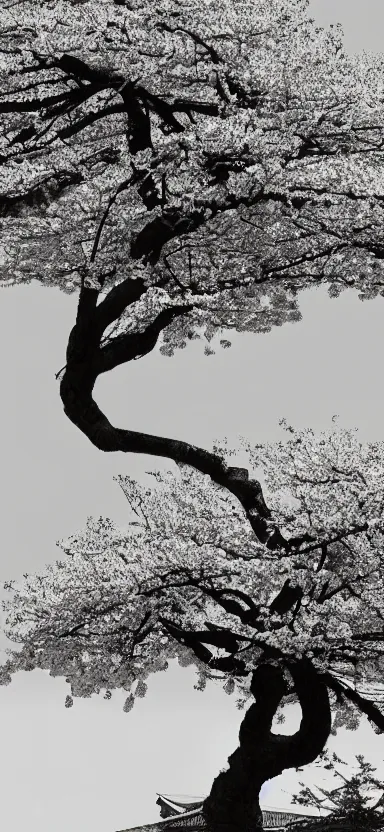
(156, 795), (203, 814)
(157, 796), (204, 807)
(157, 796), (314, 819)
(117, 795), (321, 832)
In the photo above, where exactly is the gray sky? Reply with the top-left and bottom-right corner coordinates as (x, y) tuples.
(1, 4), (384, 832)
(308, 0), (384, 53)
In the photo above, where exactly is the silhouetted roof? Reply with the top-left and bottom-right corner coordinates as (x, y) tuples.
(120, 794), (315, 831)
(156, 796), (204, 815)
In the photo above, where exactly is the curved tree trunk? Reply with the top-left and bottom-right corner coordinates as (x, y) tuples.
(202, 658), (332, 832)
(60, 278), (287, 549)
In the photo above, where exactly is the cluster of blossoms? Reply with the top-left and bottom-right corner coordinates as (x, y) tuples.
(1, 0), (384, 357)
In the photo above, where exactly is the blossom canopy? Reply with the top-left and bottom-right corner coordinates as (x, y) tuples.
(1, 0), (384, 354)
(2, 426), (384, 730)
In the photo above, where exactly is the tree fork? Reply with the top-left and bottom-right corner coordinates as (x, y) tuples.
(202, 658), (332, 832)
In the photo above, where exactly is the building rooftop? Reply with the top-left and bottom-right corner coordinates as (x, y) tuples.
(118, 793), (318, 832)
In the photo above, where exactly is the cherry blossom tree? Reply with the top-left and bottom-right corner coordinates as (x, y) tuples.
(2, 426), (384, 832)
(2, 0), (384, 526)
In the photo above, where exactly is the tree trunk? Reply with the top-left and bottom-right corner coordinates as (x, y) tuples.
(60, 280), (287, 549)
(202, 659), (332, 832)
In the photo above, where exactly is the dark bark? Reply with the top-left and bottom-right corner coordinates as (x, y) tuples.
(60, 299), (285, 547)
(202, 658), (332, 832)
(158, 616), (250, 675)
(320, 672), (384, 733)
(269, 579), (304, 615)
(0, 169), (83, 217)
(57, 262), (292, 548)
(130, 207), (207, 265)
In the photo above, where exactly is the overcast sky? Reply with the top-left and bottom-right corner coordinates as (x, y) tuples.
(1, 4), (384, 832)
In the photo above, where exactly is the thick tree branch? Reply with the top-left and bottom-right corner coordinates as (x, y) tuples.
(62, 318), (286, 545)
(295, 522), (370, 557)
(269, 579), (304, 615)
(172, 97), (220, 117)
(56, 54), (114, 83)
(93, 277), (147, 333)
(137, 86), (185, 133)
(159, 615), (247, 673)
(20, 53), (217, 157)
(156, 22), (221, 65)
(320, 672), (384, 733)
(96, 305), (194, 373)
(90, 172), (139, 265)
(200, 587), (264, 628)
(57, 103), (126, 141)
(0, 87), (94, 113)
(0, 169), (83, 217)
(284, 659), (332, 766)
(128, 185), (360, 268)
(61, 337), (281, 543)
(130, 207), (207, 265)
